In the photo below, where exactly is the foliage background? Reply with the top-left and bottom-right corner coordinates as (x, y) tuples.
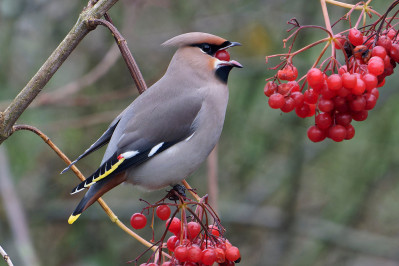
(1, 0), (399, 265)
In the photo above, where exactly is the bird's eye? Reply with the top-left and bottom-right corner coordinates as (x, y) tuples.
(201, 44), (212, 54)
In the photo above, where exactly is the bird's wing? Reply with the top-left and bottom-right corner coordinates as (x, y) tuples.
(70, 93), (203, 194)
(61, 113), (123, 174)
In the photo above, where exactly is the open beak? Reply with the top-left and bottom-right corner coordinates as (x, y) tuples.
(224, 42), (242, 49)
(215, 41), (243, 68)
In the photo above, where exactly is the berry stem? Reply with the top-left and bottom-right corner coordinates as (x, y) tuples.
(325, 0), (366, 10)
(312, 41), (331, 69)
(321, 0), (333, 34)
(320, 0), (336, 59)
(354, 9), (366, 29)
(182, 179), (201, 202)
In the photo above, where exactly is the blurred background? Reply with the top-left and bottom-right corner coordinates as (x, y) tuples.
(1, 0), (399, 265)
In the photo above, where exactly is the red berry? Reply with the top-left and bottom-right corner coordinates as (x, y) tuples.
(161, 262), (172, 266)
(201, 249), (217, 265)
(307, 125), (326, 142)
(166, 235), (178, 252)
(364, 93), (377, 110)
(327, 74), (342, 91)
(334, 97), (349, 113)
(307, 68), (324, 90)
(377, 78), (385, 88)
(390, 44), (399, 62)
(291, 91), (304, 107)
(268, 93), (285, 109)
(352, 110), (368, 121)
(341, 72), (357, 89)
(328, 125), (347, 142)
(174, 245), (188, 262)
(334, 34), (346, 49)
(166, 217), (181, 235)
(337, 87), (351, 97)
(288, 80), (300, 92)
(335, 112), (352, 126)
(352, 78), (366, 95)
(370, 87), (379, 99)
(376, 35), (392, 51)
(187, 222), (201, 240)
(345, 124), (355, 140)
(387, 29), (397, 40)
(304, 88), (319, 104)
(371, 45), (387, 59)
(349, 96), (366, 111)
(367, 56), (385, 76)
(321, 84), (337, 99)
(348, 28), (363, 46)
(315, 113), (333, 130)
(295, 104), (310, 118)
(130, 213), (147, 229)
(225, 246), (241, 262)
(281, 97), (296, 113)
(187, 245), (202, 263)
(338, 65), (348, 75)
(318, 98), (334, 112)
(264, 81), (277, 97)
(277, 83), (291, 96)
(156, 205), (171, 221)
(215, 248), (226, 263)
(215, 50), (230, 61)
(308, 104), (316, 117)
(362, 73), (378, 91)
(208, 225), (220, 237)
(278, 65), (298, 81)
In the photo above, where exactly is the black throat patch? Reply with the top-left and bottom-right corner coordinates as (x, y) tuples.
(215, 65), (234, 83)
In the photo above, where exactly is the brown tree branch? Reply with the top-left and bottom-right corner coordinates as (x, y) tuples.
(0, 0), (120, 145)
(88, 17), (147, 94)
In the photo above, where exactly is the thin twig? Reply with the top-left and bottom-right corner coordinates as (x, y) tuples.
(11, 124), (164, 254)
(0, 245), (14, 266)
(88, 18), (147, 94)
(0, 0), (120, 144)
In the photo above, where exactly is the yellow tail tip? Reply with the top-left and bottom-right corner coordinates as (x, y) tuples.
(68, 214), (81, 224)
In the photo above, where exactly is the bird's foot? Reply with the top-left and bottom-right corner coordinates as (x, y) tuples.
(166, 184), (186, 201)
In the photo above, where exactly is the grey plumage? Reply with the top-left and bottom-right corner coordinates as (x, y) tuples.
(65, 32), (242, 224)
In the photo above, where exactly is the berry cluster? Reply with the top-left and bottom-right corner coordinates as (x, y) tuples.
(264, 3), (399, 142)
(163, 218), (240, 266)
(130, 199), (240, 265)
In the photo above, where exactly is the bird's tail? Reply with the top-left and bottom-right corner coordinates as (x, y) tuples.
(68, 173), (127, 224)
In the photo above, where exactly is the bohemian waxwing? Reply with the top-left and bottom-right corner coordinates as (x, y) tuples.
(63, 32), (242, 224)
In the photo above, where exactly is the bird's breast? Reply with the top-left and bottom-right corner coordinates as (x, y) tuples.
(126, 87), (228, 191)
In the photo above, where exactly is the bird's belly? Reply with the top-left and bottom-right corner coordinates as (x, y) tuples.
(125, 138), (211, 190)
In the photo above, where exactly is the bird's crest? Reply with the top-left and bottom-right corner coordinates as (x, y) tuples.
(162, 32), (227, 47)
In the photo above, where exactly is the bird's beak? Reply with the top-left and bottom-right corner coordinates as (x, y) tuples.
(215, 41), (243, 68)
(225, 42), (242, 49)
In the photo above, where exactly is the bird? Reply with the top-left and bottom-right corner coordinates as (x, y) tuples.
(63, 32), (242, 224)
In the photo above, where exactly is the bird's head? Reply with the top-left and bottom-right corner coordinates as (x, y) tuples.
(163, 32), (242, 83)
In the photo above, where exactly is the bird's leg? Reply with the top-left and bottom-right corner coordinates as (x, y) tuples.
(172, 184), (186, 197)
(166, 184), (187, 201)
